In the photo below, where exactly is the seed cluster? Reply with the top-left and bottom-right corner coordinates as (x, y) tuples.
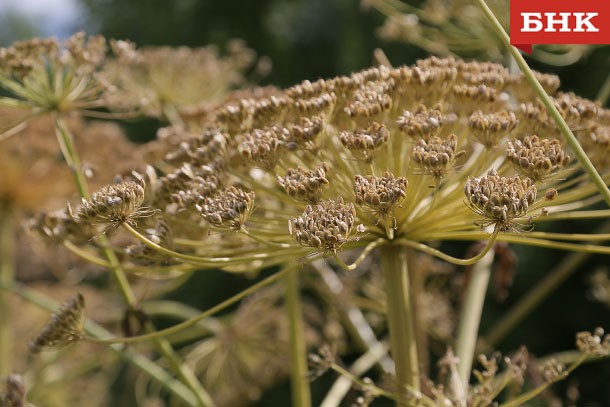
(289, 197), (357, 255)
(278, 164), (329, 203)
(340, 122), (389, 162)
(397, 105), (444, 139)
(28, 293), (85, 353)
(354, 172), (408, 214)
(506, 135), (570, 181)
(412, 134), (463, 179)
(468, 110), (518, 147)
(465, 170), (537, 231)
(77, 177), (150, 228)
(576, 328), (610, 357)
(239, 127), (287, 170)
(196, 186), (255, 231)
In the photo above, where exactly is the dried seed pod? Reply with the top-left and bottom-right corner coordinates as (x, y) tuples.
(77, 174), (155, 229)
(506, 136), (570, 182)
(238, 126), (288, 170)
(354, 172), (407, 214)
(540, 358), (567, 383)
(196, 186), (255, 231)
(277, 164), (329, 203)
(465, 169), (537, 231)
(576, 124), (610, 170)
(468, 110), (518, 147)
(344, 79), (394, 118)
(294, 92), (337, 119)
(29, 206), (95, 244)
(412, 134), (464, 179)
(340, 122), (389, 162)
(29, 293), (86, 353)
(289, 197), (356, 255)
(576, 327), (610, 357)
(0, 374), (26, 407)
(289, 116), (324, 148)
(397, 105), (444, 140)
(453, 84), (498, 105)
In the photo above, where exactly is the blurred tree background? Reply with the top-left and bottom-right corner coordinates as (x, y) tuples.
(2, 0), (610, 405)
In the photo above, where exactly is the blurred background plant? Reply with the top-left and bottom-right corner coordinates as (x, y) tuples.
(0, 1), (610, 406)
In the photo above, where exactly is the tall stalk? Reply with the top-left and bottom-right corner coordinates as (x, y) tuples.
(0, 209), (15, 377)
(380, 245), (420, 405)
(455, 246), (495, 389)
(286, 266), (312, 407)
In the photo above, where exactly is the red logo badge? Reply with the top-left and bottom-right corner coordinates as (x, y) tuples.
(510, 0), (610, 54)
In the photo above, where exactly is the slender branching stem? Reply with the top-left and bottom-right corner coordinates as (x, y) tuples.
(286, 265), (312, 407)
(473, 0), (610, 207)
(0, 209), (15, 377)
(89, 267), (293, 345)
(332, 238), (385, 271)
(312, 259), (394, 373)
(396, 227), (500, 266)
(2, 281), (201, 407)
(380, 245), (420, 406)
(53, 115), (214, 406)
(322, 345), (426, 407)
(497, 354), (588, 407)
(240, 227), (294, 248)
(455, 242), (495, 390)
(123, 223), (305, 265)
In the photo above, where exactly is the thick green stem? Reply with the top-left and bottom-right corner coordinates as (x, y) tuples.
(380, 245), (420, 405)
(0, 209), (15, 377)
(53, 115), (214, 406)
(286, 266), (312, 407)
(474, 0), (610, 208)
(455, 245), (495, 390)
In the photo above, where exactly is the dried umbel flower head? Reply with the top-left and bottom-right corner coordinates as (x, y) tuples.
(506, 135), (570, 182)
(576, 327), (610, 357)
(196, 186), (255, 231)
(468, 110), (518, 147)
(77, 175), (155, 229)
(397, 105), (444, 139)
(41, 57), (610, 277)
(0, 374), (26, 407)
(278, 164), (329, 203)
(289, 197), (358, 255)
(540, 358), (567, 383)
(354, 172), (408, 215)
(576, 125), (610, 171)
(340, 122), (389, 162)
(29, 206), (95, 245)
(465, 170), (537, 231)
(238, 127), (288, 170)
(180, 288), (290, 406)
(412, 134), (464, 180)
(103, 39), (257, 117)
(29, 293), (86, 353)
(0, 33), (108, 119)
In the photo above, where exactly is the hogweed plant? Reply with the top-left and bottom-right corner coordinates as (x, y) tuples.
(1, 31), (610, 407)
